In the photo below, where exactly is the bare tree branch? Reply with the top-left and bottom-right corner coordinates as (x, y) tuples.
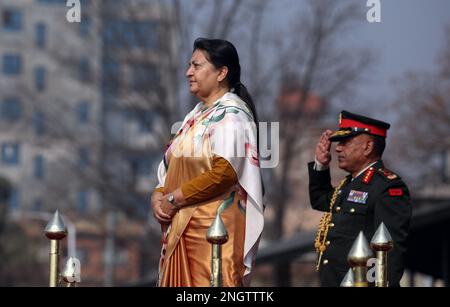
(219, 0), (244, 38)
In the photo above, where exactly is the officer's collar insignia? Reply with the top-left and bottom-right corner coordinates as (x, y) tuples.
(347, 190), (369, 204)
(362, 167), (375, 184)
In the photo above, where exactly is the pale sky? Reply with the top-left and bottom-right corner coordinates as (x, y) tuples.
(353, 0), (450, 102)
(245, 0), (450, 124)
(271, 0), (450, 102)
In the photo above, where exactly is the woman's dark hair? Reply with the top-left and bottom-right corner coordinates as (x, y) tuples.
(193, 38), (260, 148)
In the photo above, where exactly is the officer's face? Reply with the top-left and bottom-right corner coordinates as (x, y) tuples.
(335, 134), (373, 175)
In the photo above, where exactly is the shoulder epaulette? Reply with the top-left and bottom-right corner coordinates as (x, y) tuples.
(378, 168), (399, 181)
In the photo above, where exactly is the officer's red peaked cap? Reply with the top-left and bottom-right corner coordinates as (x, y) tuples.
(329, 110), (390, 142)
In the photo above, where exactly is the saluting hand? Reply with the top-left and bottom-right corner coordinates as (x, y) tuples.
(315, 130), (333, 166)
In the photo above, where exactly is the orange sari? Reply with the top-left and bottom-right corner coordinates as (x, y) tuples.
(156, 93), (264, 287)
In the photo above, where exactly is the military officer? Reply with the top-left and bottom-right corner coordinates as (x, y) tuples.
(309, 110), (412, 287)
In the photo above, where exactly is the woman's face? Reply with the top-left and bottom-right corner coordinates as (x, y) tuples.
(186, 49), (226, 99)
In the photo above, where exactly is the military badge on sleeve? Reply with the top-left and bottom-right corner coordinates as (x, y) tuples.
(389, 188), (404, 196)
(347, 190), (369, 204)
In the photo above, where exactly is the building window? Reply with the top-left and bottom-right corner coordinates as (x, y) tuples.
(1, 143), (20, 165)
(77, 102), (90, 124)
(78, 148), (90, 168)
(103, 20), (159, 49)
(79, 16), (91, 37)
(2, 9), (22, 31)
(102, 58), (120, 93)
(131, 63), (159, 93)
(137, 158), (152, 176)
(8, 188), (20, 209)
(35, 67), (46, 91)
(137, 111), (155, 133)
(34, 155), (45, 179)
(1, 97), (22, 121)
(77, 190), (88, 214)
(132, 156), (156, 176)
(33, 111), (46, 136)
(2, 54), (22, 75)
(79, 57), (91, 82)
(35, 23), (46, 48)
(116, 249), (129, 266)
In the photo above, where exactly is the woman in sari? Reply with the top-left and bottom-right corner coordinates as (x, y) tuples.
(151, 38), (264, 287)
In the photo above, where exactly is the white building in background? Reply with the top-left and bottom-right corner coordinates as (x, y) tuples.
(1, 0), (101, 215)
(0, 0), (173, 218)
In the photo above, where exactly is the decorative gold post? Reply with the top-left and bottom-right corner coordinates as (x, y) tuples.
(347, 231), (373, 287)
(44, 210), (67, 287)
(340, 269), (355, 287)
(62, 257), (81, 287)
(370, 222), (393, 287)
(206, 212), (229, 287)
